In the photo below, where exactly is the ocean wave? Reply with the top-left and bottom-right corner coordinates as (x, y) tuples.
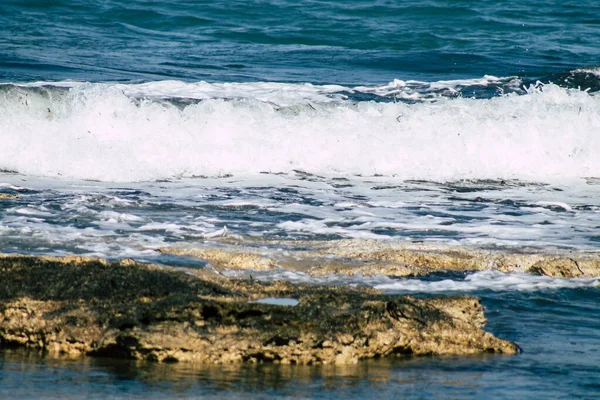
(9, 75), (525, 104)
(0, 79), (599, 182)
(572, 67), (600, 78)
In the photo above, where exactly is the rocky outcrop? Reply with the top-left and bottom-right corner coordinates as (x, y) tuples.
(0, 255), (518, 364)
(159, 239), (600, 278)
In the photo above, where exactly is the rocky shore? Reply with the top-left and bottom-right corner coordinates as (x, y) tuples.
(0, 254), (518, 365)
(159, 239), (600, 279)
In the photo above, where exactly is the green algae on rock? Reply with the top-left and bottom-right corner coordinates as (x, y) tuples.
(0, 255), (518, 365)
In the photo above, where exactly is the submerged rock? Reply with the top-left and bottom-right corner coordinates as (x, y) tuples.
(0, 255), (518, 364)
(159, 239), (600, 278)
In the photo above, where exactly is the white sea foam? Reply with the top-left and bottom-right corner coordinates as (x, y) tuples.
(202, 226), (229, 238)
(354, 75), (522, 99)
(0, 183), (30, 191)
(1, 80), (599, 182)
(117, 81), (350, 106)
(375, 271), (600, 293)
(534, 201), (573, 212)
(12, 76), (518, 105)
(98, 211), (145, 223)
(2, 171), (600, 256)
(572, 68), (600, 78)
(225, 269), (599, 293)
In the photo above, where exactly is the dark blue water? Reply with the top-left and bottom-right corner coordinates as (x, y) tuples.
(2, 0), (600, 86)
(1, 287), (599, 399)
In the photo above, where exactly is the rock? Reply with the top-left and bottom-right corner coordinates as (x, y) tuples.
(158, 248), (275, 271)
(0, 255), (519, 365)
(119, 258), (138, 267)
(158, 240), (600, 278)
(529, 257), (584, 278)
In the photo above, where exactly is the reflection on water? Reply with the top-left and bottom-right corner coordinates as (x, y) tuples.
(0, 350), (504, 399)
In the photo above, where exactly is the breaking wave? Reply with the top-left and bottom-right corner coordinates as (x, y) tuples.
(1, 77), (599, 182)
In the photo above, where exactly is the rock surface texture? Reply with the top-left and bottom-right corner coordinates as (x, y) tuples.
(0, 255), (518, 364)
(159, 239), (600, 278)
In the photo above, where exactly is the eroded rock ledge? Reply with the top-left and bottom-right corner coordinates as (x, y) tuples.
(0, 255), (518, 365)
(158, 239), (600, 278)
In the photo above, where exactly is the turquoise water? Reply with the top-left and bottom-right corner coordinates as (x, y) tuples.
(1, 1), (600, 398)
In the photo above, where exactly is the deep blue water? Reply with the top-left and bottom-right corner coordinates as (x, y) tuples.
(2, 0), (600, 85)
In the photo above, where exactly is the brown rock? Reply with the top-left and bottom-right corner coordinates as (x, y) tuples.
(0, 255), (518, 365)
(158, 239), (600, 278)
(158, 247), (275, 270)
(529, 257), (585, 278)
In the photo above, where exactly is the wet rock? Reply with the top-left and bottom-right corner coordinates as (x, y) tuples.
(159, 240), (600, 278)
(0, 255), (518, 364)
(158, 248), (275, 271)
(529, 257), (585, 278)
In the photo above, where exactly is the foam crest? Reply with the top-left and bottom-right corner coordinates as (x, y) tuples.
(375, 271), (600, 293)
(13, 76), (523, 104)
(1, 81), (599, 182)
(572, 68), (600, 78)
(354, 75), (523, 99)
(115, 81), (350, 106)
(224, 269), (599, 293)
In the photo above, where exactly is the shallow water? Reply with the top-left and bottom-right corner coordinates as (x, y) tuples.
(2, 174), (600, 261)
(2, 284), (598, 399)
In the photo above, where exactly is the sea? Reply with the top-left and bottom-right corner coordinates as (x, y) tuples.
(1, 0), (599, 398)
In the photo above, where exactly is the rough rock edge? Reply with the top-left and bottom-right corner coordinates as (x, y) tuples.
(158, 239), (600, 278)
(0, 255), (518, 365)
